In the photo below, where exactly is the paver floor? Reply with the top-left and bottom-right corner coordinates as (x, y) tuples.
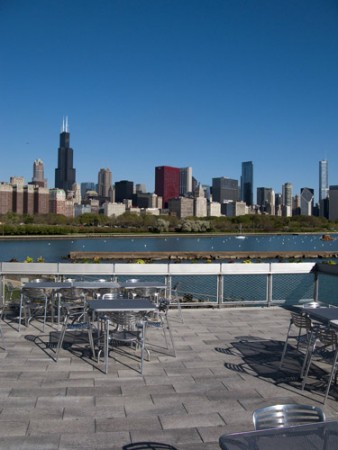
(0, 306), (338, 449)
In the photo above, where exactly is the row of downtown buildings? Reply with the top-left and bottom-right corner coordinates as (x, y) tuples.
(0, 120), (335, 220)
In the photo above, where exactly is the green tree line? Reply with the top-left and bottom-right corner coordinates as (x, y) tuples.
(0, 211), (336, 236)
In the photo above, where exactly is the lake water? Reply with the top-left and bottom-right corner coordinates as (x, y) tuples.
(0, 233), (337, 263)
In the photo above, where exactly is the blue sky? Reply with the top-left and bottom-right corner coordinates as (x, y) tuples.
(1, 0), (338, 202)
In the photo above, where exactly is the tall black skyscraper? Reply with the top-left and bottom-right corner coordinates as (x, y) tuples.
(240, 161), (253, 206)
(55, 117), (76, 191)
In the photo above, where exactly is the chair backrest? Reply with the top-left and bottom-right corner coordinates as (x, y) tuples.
(291, 312), (312, 330)
(58, 287), (85, 302)
(101, 292), (119, 300)
(110, 311), (144, 331)
(23, 279), (48, 300)
(316, 328), (337, 347)
(253, 404), (325, 430)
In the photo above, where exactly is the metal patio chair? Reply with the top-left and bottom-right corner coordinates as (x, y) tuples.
(56, 285), (87, 323)
(253, 404), (325, 430)
(54, 302), (95, 362)
(19, 279), (50, 332)
(145, 298), (176, 358)
(93, 279), (119, 300)
(301, 326), (338, 403)
(169, 282), (183, 323)
(98, 310), (148, 374)
(279, 312), (315, 370)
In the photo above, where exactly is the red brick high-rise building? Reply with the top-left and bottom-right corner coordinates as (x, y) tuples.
(155, 166), (180, 208)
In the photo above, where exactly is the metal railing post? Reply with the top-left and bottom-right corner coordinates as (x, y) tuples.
(166, 275), (172, 299)
(217, 274), (223, 308)
(313, 269), (319, 302)
(267, 273), (273, 307)
(0, 274), (3, 310)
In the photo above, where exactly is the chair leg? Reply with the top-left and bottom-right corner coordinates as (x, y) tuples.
(164, 314), (176, 357)
(139, 322), (146, 374)
(87, 323), (95, 359)
(0, 324), (6, 351)
(104, 318), (110, 374)
(279, 321), (292, 368)
(324, 349), (338, 404)
(55, 319), (68, 361)
(300, 330), (316, 380)
(18, 294), (24, 332)
(43, 295), (48, 332)
(301, 342), (316, 390)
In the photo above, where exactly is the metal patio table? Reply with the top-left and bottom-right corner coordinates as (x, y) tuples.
(88, 298), (156, 373)
(219, 420), (338, 450)
(303, 307), (338, 328)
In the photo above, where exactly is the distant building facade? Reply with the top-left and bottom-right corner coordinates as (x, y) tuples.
(49, 188), (66, 215)
(257, 187), (275, 214)
(81, 182), (96, 199)
(136, 192), (162, 209)
(329, 186), (338, 221)
(168, 197), (194, 218)
(0, 183), (49, 215)
(207, 201), (221, 217)
(194, 184), (207, 217)
(104, 202), (126, 217)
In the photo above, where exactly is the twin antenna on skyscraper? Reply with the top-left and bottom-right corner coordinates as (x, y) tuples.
(61, 116), (69, 133)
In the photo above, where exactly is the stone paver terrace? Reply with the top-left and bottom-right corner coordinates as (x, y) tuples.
(0, 306), (338, 449)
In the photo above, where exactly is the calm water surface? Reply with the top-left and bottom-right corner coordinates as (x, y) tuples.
(0, 233), (337, 263)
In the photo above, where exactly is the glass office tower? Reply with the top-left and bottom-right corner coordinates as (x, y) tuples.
(319, 160), (328, 203)
(240, 161), (253, 206)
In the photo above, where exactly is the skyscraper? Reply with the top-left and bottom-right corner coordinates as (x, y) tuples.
(179, 167), (192, 196)
(257, 187), (274, 214)
(115, 180), (134, 203)
(240, 161), (253, 206)
(97, 168), (112, 199)
(55, 117), (76, 192)
(282, 182), (293, 217)
(155, 166), (180, 207)
(300, 187), (314, 216)
(212, 177), (239, 203)
(319, 160), (328, 203)
(81, 182), (96, 199)
(32, 159), (47, 187)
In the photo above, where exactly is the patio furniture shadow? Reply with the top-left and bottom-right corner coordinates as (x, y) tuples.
(25, 331), (97, 362)
(122, 443), (178, 450)
(216, 336), (328, 388)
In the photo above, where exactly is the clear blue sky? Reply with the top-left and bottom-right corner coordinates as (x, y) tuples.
(1, 0), (338, 202)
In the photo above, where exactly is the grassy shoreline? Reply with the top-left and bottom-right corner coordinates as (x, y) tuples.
(0, 230), (336, 240)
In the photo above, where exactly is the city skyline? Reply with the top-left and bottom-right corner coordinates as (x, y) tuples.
(1, 1), (337, 196)
(0, 123), (332, 205)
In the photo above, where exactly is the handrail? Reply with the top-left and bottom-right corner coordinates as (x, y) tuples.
(0, 261), (316, 277)
(0, 261), (318, 308)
